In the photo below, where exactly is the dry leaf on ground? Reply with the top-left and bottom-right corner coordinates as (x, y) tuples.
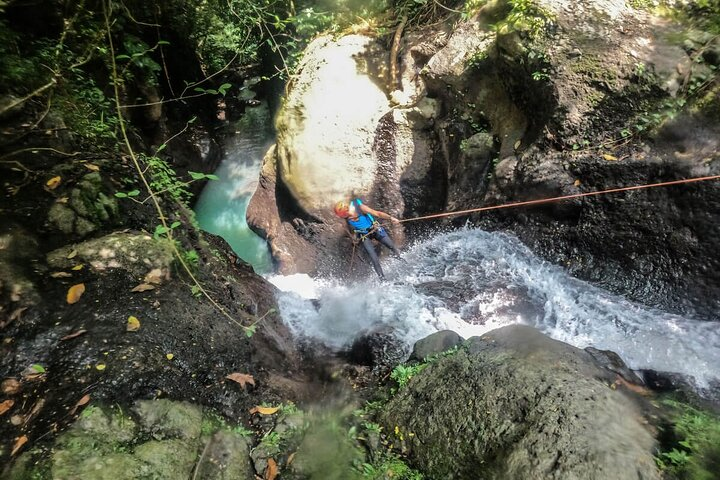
(0, 399), (14, 415)
(66, 283), (85, 304)
(265, 458), (278, 480)
(131, 283), (155, 292)
(69, 394), (91, 415)
(126, 316), (140, 332)
(1, 378), (21, 395)
(46, 177), (61, 190)
(249, 405), (279, 415)
(11, 435), (28, 456)
(143, 268), (164, 285)
(226, 372), (255, 389)
(60, 329), (87, 341)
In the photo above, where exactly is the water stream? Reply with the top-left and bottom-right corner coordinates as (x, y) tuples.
(194, 104), (274, 274)
(269, 228), (720, 391)
(195, 110), (719, 394)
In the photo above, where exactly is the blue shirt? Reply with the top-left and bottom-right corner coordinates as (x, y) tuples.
(346, 199), (376, 233)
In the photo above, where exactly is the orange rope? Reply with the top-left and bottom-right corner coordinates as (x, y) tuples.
(398, 174), (720, 223)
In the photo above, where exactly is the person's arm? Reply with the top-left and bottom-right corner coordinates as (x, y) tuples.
(358, 203), (400, 223)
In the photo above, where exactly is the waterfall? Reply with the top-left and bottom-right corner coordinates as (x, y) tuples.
(194, 104), (274, 274)
(270, 227), (720, 391)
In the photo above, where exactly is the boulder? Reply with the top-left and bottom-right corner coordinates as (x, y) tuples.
(274, 34), (391, 216)
(382, 325), (660, 479)
(409, 330), (464, 361)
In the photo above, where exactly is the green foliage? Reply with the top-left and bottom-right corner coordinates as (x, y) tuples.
(142, 154), (192, 204)
(390, 363), (427, 389)
(359, 453), (425, 479)
(655, 398), (720, 479)
(495, 0), (554, 38)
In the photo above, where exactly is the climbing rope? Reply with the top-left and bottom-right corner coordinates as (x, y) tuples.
(396, 174), (720, 223)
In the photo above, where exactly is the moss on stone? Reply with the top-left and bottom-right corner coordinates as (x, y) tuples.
(47, 172), (118, 237)
(133, 399), (204, 441)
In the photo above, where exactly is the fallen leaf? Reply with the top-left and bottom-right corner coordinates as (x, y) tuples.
(265, 458), (278, 480)
(1, 378), (21, 395)
(22, 399), (44, 426)
(226, 372), (255, 389)
(56, 197), (69, 204)
(249, 405), (280, 415)
(602, 153), (618, 161)
(71, 264), (84, 271)
(614, 376), (652, 396)
(84, 163), (100, 171)
(46, 177), (61, 190)
(131, 283), (155, 292)
(69, 394), (91, 415)
(96, 363), (106, 371)
(30, 364), (45, 374)
(166, 353), (174, 360)
(11, 435), (28, 456)
(573, 179), (582, 187)
(126, 316), (140, 332)
(0, 399), (14, 415)
(513, 140), (521, 150)
(67, 249), (78, 259)
(287, 452), (296, 466)
(144, 268), (164, 285)
(60, 329), (87, 341)
(10, 415), (24, 426)
(66, 283), (85, 304)
(50, 271), (72, 278)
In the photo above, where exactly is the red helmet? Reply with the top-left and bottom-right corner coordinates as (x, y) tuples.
(334, 201), (350, 218)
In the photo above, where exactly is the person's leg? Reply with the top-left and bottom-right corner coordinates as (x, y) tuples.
(361, 238), (384, 278)
(375, 229), (401, 257)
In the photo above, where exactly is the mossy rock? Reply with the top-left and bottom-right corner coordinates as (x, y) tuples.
(134, 439), (198, 478)
(382, 325), (661, 480)
(47, 232), (174, 278)
(133, 399), (204, 441)
(47, 172), (119, 237)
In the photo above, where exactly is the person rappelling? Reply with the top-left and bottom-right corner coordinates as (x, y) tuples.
(334, 198), (401, 280)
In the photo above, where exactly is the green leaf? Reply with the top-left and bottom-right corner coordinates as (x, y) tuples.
(188, 171), (205, 180)
(245, 324), (257, 338)
(115, 192), (128, 198)
(127, 190), (140, 197)
(31, 364), (46, 373)
(218, 83), (232, 96)
(205, 89), (218, 95)
(170, 221), (181, 229)
(188, 116), (197, 124)
(193, 87), (206, 93)
(154, 225), (170, 236)
(115, 54), (131, 60)
(206, 174), (219, 181)
(157, 40), (170, 46)
(156, 144), (166, 153)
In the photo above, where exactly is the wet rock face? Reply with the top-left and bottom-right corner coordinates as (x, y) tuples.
(484, 132), (720, 318)
(344, 325), (408, 374)
(382, 325), (660, 480)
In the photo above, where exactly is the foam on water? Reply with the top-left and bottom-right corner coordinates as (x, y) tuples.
(269, 226), (720, 389)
